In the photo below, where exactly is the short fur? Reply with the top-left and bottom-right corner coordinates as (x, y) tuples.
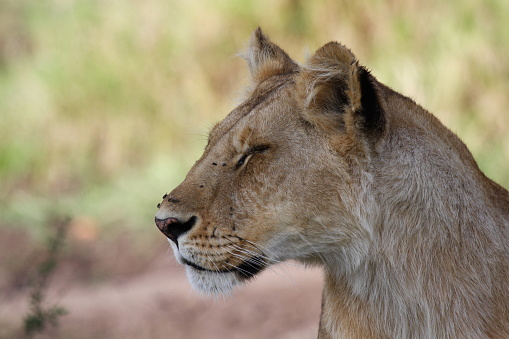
(156, 29), (509, 338)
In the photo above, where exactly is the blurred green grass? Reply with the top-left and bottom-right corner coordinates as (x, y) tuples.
(1, 0), (508, 239)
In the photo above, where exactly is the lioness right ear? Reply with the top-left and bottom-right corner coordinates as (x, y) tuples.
(242, 28), (299, 83)
(297, 42), (385, 144)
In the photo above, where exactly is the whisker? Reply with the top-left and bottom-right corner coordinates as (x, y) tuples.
(235, 241), (302, 279)
(224, 244), (295, 285)
(225, 237), (282, 265)
(227, 243), (276, 264)
(223, 247), (260, 270)
(233, 237), (279, 258)
(222, 246), (280, 281)
(222, 261), (253, 279)
(227, 235), (301, 268)
(228, 241), (300, 282)
(228, 238), (300, 274)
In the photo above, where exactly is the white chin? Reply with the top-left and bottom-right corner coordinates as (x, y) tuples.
(185, 266), (242, 295)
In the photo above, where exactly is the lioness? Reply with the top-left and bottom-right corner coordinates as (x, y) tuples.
(155, 28), (509, 338)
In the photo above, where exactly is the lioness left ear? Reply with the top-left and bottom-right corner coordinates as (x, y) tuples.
(297, 42), (385, 142)
(243, 28), (299, 83)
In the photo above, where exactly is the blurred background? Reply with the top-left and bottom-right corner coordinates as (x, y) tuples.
(1, 0), (508, 338)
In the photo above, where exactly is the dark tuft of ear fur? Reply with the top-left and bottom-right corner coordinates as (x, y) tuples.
(357, 67), (385, 140)
(297, 42), (385, 145)
(242, 28), (299, 84)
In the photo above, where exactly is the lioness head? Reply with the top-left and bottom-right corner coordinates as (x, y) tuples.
(155, 28), (383, 294)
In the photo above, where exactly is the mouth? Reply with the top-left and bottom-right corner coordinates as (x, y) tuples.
(181, 258), (212, 272)
(181, 256), (265, 280)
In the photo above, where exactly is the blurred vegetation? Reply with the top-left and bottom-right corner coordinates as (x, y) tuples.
(23, 218), (68, 338)
(0, 0), (508, 242)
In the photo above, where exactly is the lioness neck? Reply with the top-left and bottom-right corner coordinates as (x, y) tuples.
(318, 89), (509, 338)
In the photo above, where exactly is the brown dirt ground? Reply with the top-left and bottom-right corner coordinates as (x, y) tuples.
(0, 228), (323, 339)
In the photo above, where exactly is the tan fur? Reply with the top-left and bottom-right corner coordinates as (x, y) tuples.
(156, 29), (509, 338)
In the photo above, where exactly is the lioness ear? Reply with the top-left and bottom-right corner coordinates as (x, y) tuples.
(297, 42), (385, 142)
(243, 28), (298, 83)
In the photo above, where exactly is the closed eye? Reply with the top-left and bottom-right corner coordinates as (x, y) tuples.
(236, 154), (249, 168)
(235, 144), (270, 169)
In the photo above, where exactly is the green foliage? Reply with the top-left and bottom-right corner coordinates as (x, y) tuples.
(24, 306), (67, 338)
(23, 218), (68, 338)
(0, 0), (508, 237)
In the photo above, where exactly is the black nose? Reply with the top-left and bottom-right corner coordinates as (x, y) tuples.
(155, 216), (197, 244)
